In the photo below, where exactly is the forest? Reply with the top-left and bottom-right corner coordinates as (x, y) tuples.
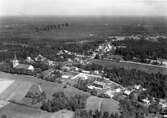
(114, 38), (167, 62)
(103, 67), (167, 98)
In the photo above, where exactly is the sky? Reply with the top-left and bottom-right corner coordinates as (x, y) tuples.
(0, 0), (167, 16)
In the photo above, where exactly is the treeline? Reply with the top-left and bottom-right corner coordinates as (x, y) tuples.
(103, 67), (167, 98)
(40, 92), (88, 112)
(114, 38), (167, 61)
(62, 40), (104, 55)
(121, 25), (167, 35)
(34, 23), (69, 32)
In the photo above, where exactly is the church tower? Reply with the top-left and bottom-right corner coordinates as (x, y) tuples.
(13, 54), (19, 68)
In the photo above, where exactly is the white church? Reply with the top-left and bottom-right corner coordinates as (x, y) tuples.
(12, 55), (34, 71)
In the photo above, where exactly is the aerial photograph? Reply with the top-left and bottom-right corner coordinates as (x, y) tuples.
(0, 0), (167, 118)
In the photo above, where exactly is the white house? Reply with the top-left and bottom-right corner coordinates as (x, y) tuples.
(162, 60), (167, 66)
(61, 75), (70, 79)
(142, 97), (150, 105)
(26, 56), (34, 63)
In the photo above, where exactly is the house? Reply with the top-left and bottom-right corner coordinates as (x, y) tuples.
(142, 97), (151, 105)
(124, 90), (132, 95)
(26, 56), (34, 63)
(123, 87), (135, 95)
(57, 50), (64, 55)
(88, 81), (109, 90)
(94, 70), (100, 75)
(47, 60), (55, 66)
(157, 58), (167, 66)
(159, 99), (167, 109)
(105, 88), (121, 98)
(67, 58), (73, 63)
(61, 75), (70, 79)
(82, 70), (90, 74)
(35, 54), (46, 62)
(162, 60), (167, 66)
(134, 84), (141, 90)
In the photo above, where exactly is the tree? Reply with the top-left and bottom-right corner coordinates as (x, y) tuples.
(41, 92), (88, 112)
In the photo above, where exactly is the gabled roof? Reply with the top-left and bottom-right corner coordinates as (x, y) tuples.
(15, 64), (31, 70)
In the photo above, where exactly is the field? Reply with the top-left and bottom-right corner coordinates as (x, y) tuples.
(86, 96), (120, 114)
(0, 71), (89, 117)
(0, 71), (90, 100)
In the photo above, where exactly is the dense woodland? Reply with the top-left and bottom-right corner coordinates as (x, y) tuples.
(0, 37), (104, 62)
(114, 38), (167, 62)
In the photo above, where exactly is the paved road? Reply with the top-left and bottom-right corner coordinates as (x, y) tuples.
(120, 60), (167, 69)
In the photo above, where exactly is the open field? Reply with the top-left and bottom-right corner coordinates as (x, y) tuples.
(92, 59), (167, 75)
(86, 96), (120, 114)
(0, 72), (90, 99)
(0, 71), (89, 117)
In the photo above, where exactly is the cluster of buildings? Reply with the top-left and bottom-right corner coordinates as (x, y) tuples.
(5, 43), (167, 118)
(89, 40), (124, 62)
(12, 54), (56, 72)
(12, 55), (35, 71)
(141, 58), (167, 67)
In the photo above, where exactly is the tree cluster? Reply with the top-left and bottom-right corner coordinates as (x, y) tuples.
(40, 92), (88, 112)
(114, 38), (167, 62)
(34, 23), (69, 32)
(119, 98), (148, 118)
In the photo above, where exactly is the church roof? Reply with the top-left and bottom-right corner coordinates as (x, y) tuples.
(14, 64), (32, 70)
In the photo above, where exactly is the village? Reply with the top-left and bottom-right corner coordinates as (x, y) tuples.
(0, 34), (166, 118)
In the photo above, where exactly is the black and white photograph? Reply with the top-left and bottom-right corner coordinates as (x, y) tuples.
(0, 0), (167, 118)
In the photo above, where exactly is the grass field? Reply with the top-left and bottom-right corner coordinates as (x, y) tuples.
(86, 96), (120, 115)
(0, 71), (87, 117)
(0, 72), (90, 100)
